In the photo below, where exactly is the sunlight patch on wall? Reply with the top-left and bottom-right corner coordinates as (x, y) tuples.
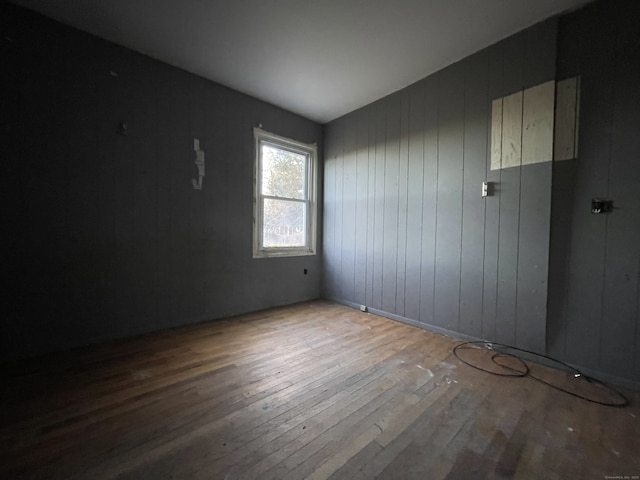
(554, 76), (580, 162)
(490, 77), (580, 170)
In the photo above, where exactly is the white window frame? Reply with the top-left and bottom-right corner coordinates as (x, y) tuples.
(253, 127), (318, 258)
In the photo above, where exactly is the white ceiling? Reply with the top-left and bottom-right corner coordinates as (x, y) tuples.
(13, 0), (592, 123)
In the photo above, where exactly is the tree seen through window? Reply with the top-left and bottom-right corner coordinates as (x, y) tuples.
(261, 144), (307, 247)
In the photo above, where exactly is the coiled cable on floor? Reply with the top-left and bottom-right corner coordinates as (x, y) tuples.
(453, 341), (628, 407)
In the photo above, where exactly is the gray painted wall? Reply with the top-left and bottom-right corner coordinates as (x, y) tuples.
(324, 0), (640, 386)
(548, 0), (640, 384)
(0, 4), (323, 361)
(323, 20), (557, 356)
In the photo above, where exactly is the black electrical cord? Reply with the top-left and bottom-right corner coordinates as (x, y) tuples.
(453, 341), (629, 407)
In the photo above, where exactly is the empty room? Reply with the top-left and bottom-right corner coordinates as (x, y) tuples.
(1, 0), (639, 478)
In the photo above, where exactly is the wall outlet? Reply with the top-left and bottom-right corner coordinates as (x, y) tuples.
(360, 305), (367, 312)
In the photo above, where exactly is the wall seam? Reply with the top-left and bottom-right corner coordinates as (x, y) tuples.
(480, 52), (490, 339)
(402, 93), (408, 316)
(372, 104), (379, 308)
(458, 64), (467, 333)
(493, 48), (505, 342)
(365, 107), (372, 307)
(597, 40), (616, 370)
(513, 88), (524, 347)
(432, 74), (441, 324)
(353, 115), (359, 303)
(340, 124), (345, 301)
(395, 95), (402, 314)
(417, 85), (426, 322)
(382, 99), (388, 309)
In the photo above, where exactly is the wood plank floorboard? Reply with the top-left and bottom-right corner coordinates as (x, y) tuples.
(0, 300), (638, 479)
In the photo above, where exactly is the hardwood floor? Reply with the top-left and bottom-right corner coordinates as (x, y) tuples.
(1, 300), (638, 479)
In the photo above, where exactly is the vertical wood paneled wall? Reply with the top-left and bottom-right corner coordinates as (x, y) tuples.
(548, 0), (640, 385)
(0, 5), (323, 361)
(323, 20), (558, 355)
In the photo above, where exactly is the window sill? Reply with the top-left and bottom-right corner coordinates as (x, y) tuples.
(253, 248), (316, 259)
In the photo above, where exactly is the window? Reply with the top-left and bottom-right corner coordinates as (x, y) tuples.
(253, 127), (317, 258)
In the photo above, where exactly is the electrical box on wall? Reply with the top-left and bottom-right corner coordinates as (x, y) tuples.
(482, 181), (493, 198)
(591, 198), (613, 214)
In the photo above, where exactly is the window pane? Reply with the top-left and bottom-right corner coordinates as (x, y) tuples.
(261, 144), (306, 199)
(263, 198), (306, 247)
